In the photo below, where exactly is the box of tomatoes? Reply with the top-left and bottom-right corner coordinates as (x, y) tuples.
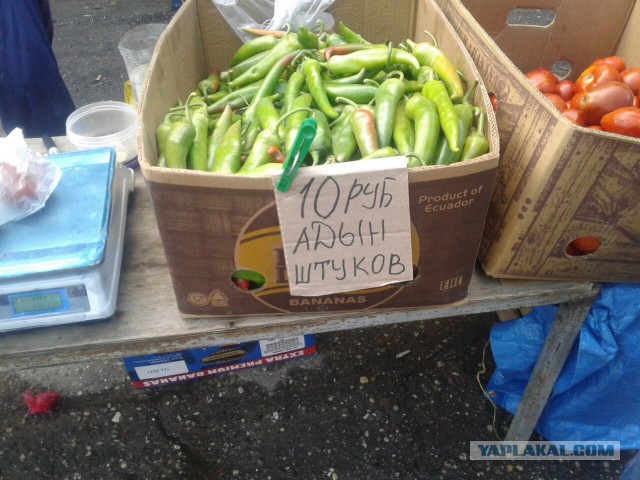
(437, 0), (640, 282)
(136, 0), (500, 317)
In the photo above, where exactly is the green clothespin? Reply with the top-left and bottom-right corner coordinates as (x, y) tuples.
(276, 117), (317, 192)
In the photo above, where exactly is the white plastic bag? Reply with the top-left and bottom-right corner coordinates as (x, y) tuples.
(212, 0), (336, 43)
(0, 128), (61, 226)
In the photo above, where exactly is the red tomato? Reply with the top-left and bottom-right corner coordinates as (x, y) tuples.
(488, 92), (498, 113)
(635, 97), (640, 109)
(525, 67), (558, 94)
(544, 93), (567, 112)
(600, 107), (640, 138)
(554, 79), (576, 102)
(562, 108), (587, 127)
(591, 56), (626, 73)
(620, 68), (640, 96)
(572, 81), (635, 125)
(575, 63), (621, 92)
(566, 236), (602, 256)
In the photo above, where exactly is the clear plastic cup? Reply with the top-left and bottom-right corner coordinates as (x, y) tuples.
(66, 101), (138, 165)
(118, 23), (166, 102)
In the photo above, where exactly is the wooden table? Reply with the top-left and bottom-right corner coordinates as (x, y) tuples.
(0, 137), (600, 441)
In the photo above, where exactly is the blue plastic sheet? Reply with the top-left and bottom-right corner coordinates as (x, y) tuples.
(487, 283), (640, 449)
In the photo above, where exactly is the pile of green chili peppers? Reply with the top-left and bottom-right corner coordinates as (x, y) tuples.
(156, 21), (490, 175)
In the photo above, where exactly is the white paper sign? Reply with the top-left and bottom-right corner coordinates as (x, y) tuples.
(273, 156), (413, 297)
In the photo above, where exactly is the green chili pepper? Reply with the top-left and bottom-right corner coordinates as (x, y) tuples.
(321, 68), (366, 85)
(256, 95), (281, 131)
(198, 69), (220, 97)
(408, 36), (464, 102)
(301, 58), (339, 120)
(361, 146), (398, 160)
(404, 80), (425, 94)
(284, 93), (313, 154)
(211, 120), (242, 173)
(337, 97), (378, 157)
(165, 96), (197, 169)
(325, 33), (347, 46)
(405, 93), (439, 166)
(330, 104), (357, 163)
(324, 83), (377, 104)
(187, 105), (209, 171)
(309, 109), (332, 165)
(228, 34), (302, 88)
(282, 71), (306, 115)
(156, 112), (183, 157)
(323, 44), (379, 62)
(374, 73), (405, 147)
(326, 48), (420, 76)
(207, 105), (233, 171)
(297, 26), (319, 49)
(204, 90), (228, 104)
(230, 35), (278, 67)
(240, 107), (313, 172)
(392, 98), (415, 155)
(227, 50), (269, 79)
(433, 103), (474, 166)
(459, 108), (489, 162)
(422, 80), (460, 153)
(241, 50), (304, 150)
(338, 21), (370, 44)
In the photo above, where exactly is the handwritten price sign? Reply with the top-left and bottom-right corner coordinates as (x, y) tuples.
(273, 157), (413, 297)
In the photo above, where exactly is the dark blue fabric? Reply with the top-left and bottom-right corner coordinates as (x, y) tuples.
(0, 0), (75, 137)
(486, 283), (640, 449)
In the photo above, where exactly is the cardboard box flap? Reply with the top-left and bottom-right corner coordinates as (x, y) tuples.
(459, 0), (635, 79)
(617, 0), (640, 66)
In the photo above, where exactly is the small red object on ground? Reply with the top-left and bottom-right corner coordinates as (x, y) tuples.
(22, 390), (60, 415)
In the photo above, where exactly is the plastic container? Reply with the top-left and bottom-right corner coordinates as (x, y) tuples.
(66, 101), (138, 166)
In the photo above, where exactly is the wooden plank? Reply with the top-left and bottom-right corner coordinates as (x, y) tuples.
(0, 138), (599, 371)
(505, 297), (596, 441)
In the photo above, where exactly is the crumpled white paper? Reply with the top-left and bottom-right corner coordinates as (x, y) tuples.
(0, 128), (62, 226)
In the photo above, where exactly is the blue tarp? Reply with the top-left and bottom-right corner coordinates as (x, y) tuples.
(487, 283), (640, 449)
(0, 0), (75, 137)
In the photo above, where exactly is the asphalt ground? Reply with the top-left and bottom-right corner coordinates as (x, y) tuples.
(0, 1), (636, 478)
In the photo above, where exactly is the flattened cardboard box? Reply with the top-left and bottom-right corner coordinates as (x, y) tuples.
(437, 0), (640, 282)
(137, 0), (500, 317)
(123, 335), (316, 389)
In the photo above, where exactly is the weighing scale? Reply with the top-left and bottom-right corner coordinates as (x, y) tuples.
(0, 147), (135, 332)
